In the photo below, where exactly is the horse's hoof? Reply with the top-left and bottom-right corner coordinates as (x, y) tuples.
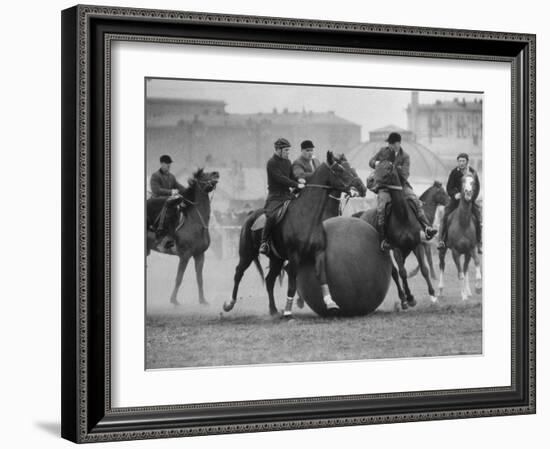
(269, 308), (279, 316)
(401, 301), (409, 310)
(171, 300), (181, 307)
(407, 297), (417, 307)
(429, 295), (438, 303)
(199, 300), (210, 307)
(296, 297), (305, 309)
(223, 301), (234, 312)
(326, 308), (341, 318)
(438, 288), (444, 297)
(280, 313), (295, 321)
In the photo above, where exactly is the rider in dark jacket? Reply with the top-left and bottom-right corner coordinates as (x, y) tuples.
(259, 138), (304, 255)
(369, 132), (436, 251)
(149, 155), (186, 251)
(437, 153), (482, 253)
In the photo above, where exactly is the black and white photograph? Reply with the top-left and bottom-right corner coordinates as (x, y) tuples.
(145, 79), (484, 369)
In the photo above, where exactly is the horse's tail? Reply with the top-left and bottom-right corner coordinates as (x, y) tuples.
(253, 257), (265, 284)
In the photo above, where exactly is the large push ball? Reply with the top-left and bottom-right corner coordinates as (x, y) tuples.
(297, 217), (392, 317)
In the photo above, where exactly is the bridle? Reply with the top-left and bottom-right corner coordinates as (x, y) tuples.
(177, 175), (218, 230)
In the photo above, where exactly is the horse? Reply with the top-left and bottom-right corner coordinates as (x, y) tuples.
(408, 181), (449, 279)
(437, 172), (482, 300)
(223, 152), (358, 316)
(147, 168), (220, 305)
(360, 160), (437, 309)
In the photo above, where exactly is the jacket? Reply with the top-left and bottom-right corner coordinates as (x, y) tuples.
(266, 154), (299, 194)
(446, 166), (480, 201)
(291, 156), (321, 182)
(369, 146), (411, 188)
(150, 169), (186, 198)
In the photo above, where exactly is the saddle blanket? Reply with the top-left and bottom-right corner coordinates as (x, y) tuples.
(251, 200), (291, 232)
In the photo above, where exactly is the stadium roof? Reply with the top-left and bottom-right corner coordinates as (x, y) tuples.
(347, 125), (448, 183)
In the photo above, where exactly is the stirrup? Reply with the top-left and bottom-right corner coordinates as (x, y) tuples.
(424, 227), (437, 240)
(437, 240), (446, 250)
(259, 242), (270, 255)
(380, 239), (391, 252)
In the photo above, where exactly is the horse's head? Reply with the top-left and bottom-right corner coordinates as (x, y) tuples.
(432, 181), (450, 206)
(323, 151), (356, 194)
(367, 160), (400, 192)
(420, 180), (449, 206)
(337, 154), (367, 197)
(190, 168), (220, 193)
(461, 173), (475, 202)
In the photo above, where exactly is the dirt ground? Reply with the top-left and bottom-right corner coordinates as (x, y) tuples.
(145, 247), (482, 369)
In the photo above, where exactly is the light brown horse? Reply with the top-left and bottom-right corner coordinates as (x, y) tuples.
(408, 181), (449, 279)
(437, 172), (482, 300)
(147, 169), (219, 305)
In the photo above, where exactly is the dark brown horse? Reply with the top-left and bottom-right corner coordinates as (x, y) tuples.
(438, 172), (482, 300)
(147, 168), (220, 305)
(361, 160), (437, 309)
(224, 152), (358, 316)
(408, 181), (449, 279)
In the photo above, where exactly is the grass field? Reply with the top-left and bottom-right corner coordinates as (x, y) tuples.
(145, 248), (482, 369)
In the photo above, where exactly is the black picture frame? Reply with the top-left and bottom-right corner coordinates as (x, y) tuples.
(61, 4), (536, 443)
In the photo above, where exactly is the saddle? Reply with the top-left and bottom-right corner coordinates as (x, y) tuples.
(250, 200), (291, 232)
(147, 196), (185, 234)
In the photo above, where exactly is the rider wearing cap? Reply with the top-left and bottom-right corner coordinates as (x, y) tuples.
(149, 155), (187, 250)
(369, 132), (437, 251)
(259, 138), (304, 255)
(292, 140), (321, 183)
(437, 153), (482, 254)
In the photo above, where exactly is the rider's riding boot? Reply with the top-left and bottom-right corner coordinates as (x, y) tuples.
(259, 216), (273, 255)
(416, 208), (437, 240)
(158, 234), (175, 252)
(377, 216), (390, 252)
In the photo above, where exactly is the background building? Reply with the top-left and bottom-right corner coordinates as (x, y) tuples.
(406, 91), (483, 171)
(146, 98), (361, 172)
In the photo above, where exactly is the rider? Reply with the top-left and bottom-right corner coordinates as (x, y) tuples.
(292, 139), (321, 183)
(369, 132), (437, 251)
(437, 153), (482, 254)
(259, 138), (305, 255)
(150, 154), (187, 250)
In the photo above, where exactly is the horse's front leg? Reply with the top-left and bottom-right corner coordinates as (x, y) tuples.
(390, 256), (406, 304)
(314, 249), (340, 312)
(193, 252), (208, 305)
(413, 245), (437, 303)
(281, 261), (298, 319)
(170, 253), (192, 305)
(438, 246), (447, 297)
(463, 252), (472, 298)
(472, 249), (482, 294)
(393, 249), (414, 309)
(451, 249), (467, 301)
(425, 243), (437, 280)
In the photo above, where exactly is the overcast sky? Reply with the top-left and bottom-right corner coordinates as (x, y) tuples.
(147, 78), (482, 140)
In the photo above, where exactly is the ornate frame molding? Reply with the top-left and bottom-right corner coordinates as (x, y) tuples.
(62, 4), (536, 443)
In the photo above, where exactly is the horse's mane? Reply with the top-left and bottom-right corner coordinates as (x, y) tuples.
(183, 168), (205, 202)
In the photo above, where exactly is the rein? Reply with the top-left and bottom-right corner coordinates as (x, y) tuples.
(304, 183), (332, 190)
